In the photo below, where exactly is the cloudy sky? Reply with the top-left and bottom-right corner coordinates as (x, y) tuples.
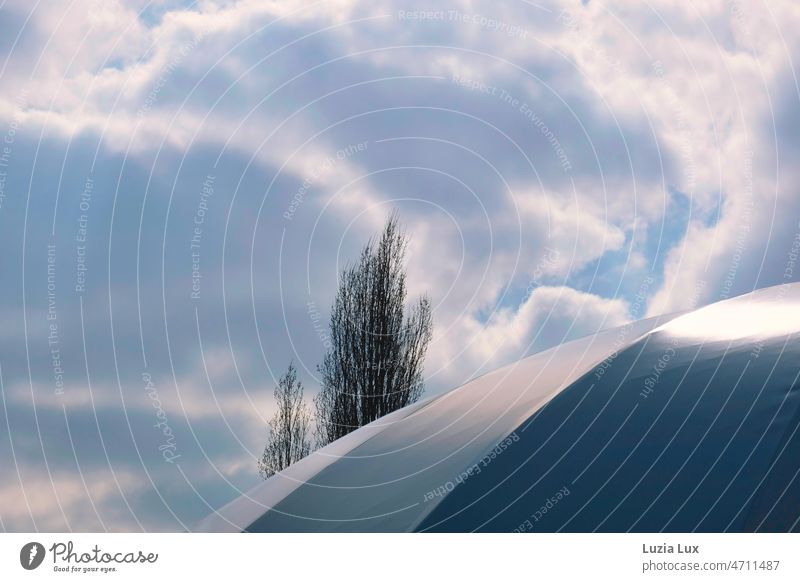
(0, 0), (798, 531)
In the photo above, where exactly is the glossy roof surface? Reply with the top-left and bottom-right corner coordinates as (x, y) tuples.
(197, 283), (800, 532)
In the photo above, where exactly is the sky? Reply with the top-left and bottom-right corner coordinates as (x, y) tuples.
(0, 0), (799, 531)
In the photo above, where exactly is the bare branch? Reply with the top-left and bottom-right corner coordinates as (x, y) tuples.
(315, 214), (433, 446)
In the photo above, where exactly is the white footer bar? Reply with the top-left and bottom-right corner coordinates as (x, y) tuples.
(1, 533), (796, 581)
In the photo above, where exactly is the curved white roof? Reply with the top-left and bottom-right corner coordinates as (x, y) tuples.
(197, 283), (800, 532)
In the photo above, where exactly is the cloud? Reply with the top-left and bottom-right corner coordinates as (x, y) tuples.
(1, 0), (799, 531)
(0, 468), (147, 531)
(427, 285), (631, 386)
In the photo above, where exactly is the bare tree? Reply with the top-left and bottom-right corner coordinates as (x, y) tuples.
(258, 363), (312, 479)
(315, 213), (433, 446)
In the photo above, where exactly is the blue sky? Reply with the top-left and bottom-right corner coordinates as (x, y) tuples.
(0, 0), (799, 531)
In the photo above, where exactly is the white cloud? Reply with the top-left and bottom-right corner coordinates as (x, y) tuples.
(1, 0), (795, 367)
(0, 468), (147, 531)
(427, 285), (630, 387)
(2, 0), (800, 531)
(513, 186), (627, 278)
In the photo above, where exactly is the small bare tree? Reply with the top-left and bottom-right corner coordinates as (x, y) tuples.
(258, 363), (312, 479)
(315, 213), (432, 446)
